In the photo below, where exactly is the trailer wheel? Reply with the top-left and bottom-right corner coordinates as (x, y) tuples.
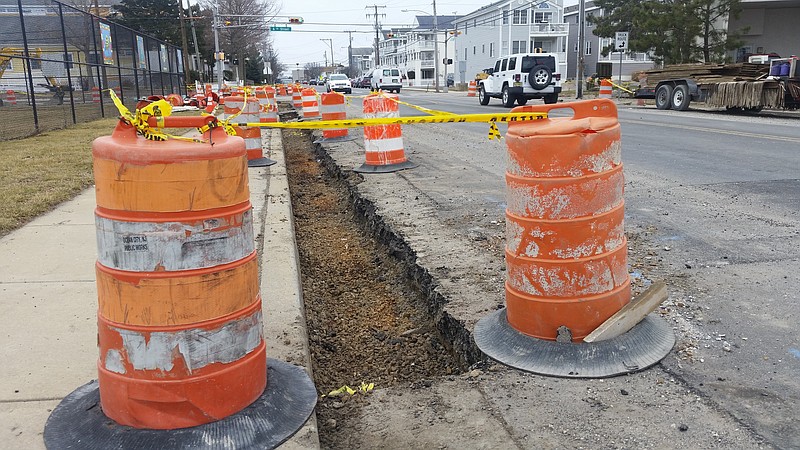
(671, 85), (690, 111)
(655, 85), (673, 110)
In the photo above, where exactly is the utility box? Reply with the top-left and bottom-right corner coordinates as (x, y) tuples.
(596, 62), (613, 79)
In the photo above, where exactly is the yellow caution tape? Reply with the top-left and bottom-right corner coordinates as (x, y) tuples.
(376, 91), (455, 116)
(217, 90), (248, 136)
(232, 112), (546, 139)
(108, 89), (205, 142)
(324, 382), (375, 398)
(609, 81), (635, 94)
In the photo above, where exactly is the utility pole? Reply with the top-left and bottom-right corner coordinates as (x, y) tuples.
(366, 5), (385, 69)
(347, 31), (354, 77)
(321, 38), (334, 70)
(177, 0), (191, 83)
(324, 51), (328, 68)
(186, 0), (202, 79)
(213, 3), (223, 91)
(577, 0), (585, 98)
(432, 0), (439, 92)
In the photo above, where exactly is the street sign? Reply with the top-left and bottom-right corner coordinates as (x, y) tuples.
(270, 26), (292, 31)
(615, 32), (629, 50)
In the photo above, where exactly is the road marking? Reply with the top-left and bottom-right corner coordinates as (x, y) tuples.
(621, 118), (800, 144)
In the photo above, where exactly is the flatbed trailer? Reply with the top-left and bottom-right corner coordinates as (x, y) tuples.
(635, 77), (800, 112)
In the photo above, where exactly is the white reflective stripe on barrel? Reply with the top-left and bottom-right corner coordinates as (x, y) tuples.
(95, 209), (255, 271)
(364, 137), (404, 153)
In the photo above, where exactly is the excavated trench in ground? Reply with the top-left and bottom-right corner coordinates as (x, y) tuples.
(281, 126), (466, 447)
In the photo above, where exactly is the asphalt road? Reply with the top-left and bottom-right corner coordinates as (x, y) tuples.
(324, 87), (800, 448)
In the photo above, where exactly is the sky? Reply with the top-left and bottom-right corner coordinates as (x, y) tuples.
(269, 0), (498, 68)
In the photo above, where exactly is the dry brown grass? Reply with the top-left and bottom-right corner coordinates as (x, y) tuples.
(0, 118), (119, 236)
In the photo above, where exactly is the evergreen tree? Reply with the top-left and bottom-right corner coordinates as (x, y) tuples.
(589, 0), (744, 64)
(113, 0), (183, 45)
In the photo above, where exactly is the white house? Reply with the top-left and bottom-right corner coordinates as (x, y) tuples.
(452, 0), (570, 85)
(379, 16), (460, 87)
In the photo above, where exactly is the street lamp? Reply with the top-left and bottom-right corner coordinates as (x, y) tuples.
(403, 2), (441, 93)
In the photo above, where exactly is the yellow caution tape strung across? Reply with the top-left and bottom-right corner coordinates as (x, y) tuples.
(231, 112), (547, 139)
(376, 91), (456, 116)
(108, 89), (205, 142)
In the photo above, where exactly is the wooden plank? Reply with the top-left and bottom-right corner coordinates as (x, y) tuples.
(583, 281), (668, 343)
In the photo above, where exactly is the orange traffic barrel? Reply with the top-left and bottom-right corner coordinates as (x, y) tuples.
(91, 87), (100, 104)
(92, 120), (265, 429)
(315, 92), (354, 144)
(5, 89), (16, 106)
(44, 115), (318, 447)
(301, 88), (320, 120)
(354, 93), (416, 173)
(166, 93), (184, 106)
(222, 95), (276, 167)
(292, 89), (302, 109)
(278, 84), (287, 96)
(599, 79), (613, 99)
(473, 99), (675, 378)
(468, 80), (477, 97)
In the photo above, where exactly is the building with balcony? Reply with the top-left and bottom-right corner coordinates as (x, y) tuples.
(395, 15), (460, 87)
(452, 0), (569, 85)
(351, 47), (374, 74)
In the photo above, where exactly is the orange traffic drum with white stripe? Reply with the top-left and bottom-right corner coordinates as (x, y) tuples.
(503, 99), (630, 341)
(222, 96), (274, 167)
(354, 93), (416, 173)
(319, 92), (348, 140)
(301, 88), (320, 120)
(92, 121), (265, 429)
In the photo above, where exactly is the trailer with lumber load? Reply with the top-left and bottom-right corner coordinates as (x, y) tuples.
(634, 59), (800, 112)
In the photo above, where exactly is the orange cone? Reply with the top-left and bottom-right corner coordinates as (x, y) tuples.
(354, 93), (417, 173)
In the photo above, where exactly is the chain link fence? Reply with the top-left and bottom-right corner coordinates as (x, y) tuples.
(1, 0), (186, 140)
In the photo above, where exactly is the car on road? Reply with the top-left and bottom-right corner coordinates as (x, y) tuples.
(326, 74), (352, 94)
(358, 75), (372, 88)
(478, 52), (562, 107)
(370, 68), (402, 93)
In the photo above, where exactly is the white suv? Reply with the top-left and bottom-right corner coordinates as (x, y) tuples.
(326, 74), (352, 94)
(478, 53), (562, 107)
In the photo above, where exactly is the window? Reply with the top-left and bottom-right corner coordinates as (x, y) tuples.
(482, 44), (485, 54)
(502, 10), (508, 24)
(534, 12), (552, 23)
(464, 48), (467, 60)
(500, 59), (508, 71)
(473, 46), (476, 55)
(494, 60), (501, 72)
(64, 53), (74, 69)
(512, 40), (527, 54)
(513, 9), (528, 25)
(574, 42), (579, 53)
(585, 41), (592, 55)
(508, 57), (516, 71)
(490, 43), (494, 57)
(502, 40), (508, 55)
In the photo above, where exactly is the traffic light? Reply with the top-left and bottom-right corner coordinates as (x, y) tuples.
(443, 58), (453, 65)
(387, 33), (394, 38)
(288, 17), (303, 24)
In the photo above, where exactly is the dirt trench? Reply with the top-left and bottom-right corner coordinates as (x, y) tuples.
(281, 128), (463, 448)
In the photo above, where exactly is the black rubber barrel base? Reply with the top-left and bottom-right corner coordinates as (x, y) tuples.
(248, 157), (277, 167)
(43, 358), (317, 449)
(474, 309), (675, 378)
(353, 159), (418, 173)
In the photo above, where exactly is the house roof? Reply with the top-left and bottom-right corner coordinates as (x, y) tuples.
(412, 15), (462, 30)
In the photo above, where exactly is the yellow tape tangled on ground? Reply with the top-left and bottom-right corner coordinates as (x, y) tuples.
(108, 89), (205, 142)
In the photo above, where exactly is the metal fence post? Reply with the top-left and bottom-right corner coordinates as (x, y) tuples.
(17, 0), (40, 131)
(58, 2), (77, 125)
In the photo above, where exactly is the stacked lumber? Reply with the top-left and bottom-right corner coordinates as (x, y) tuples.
(705, 81), (784, 109)
(642, 63), (769, 86)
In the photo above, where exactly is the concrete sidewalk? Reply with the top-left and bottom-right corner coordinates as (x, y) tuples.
(0, 129), (319, 449)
